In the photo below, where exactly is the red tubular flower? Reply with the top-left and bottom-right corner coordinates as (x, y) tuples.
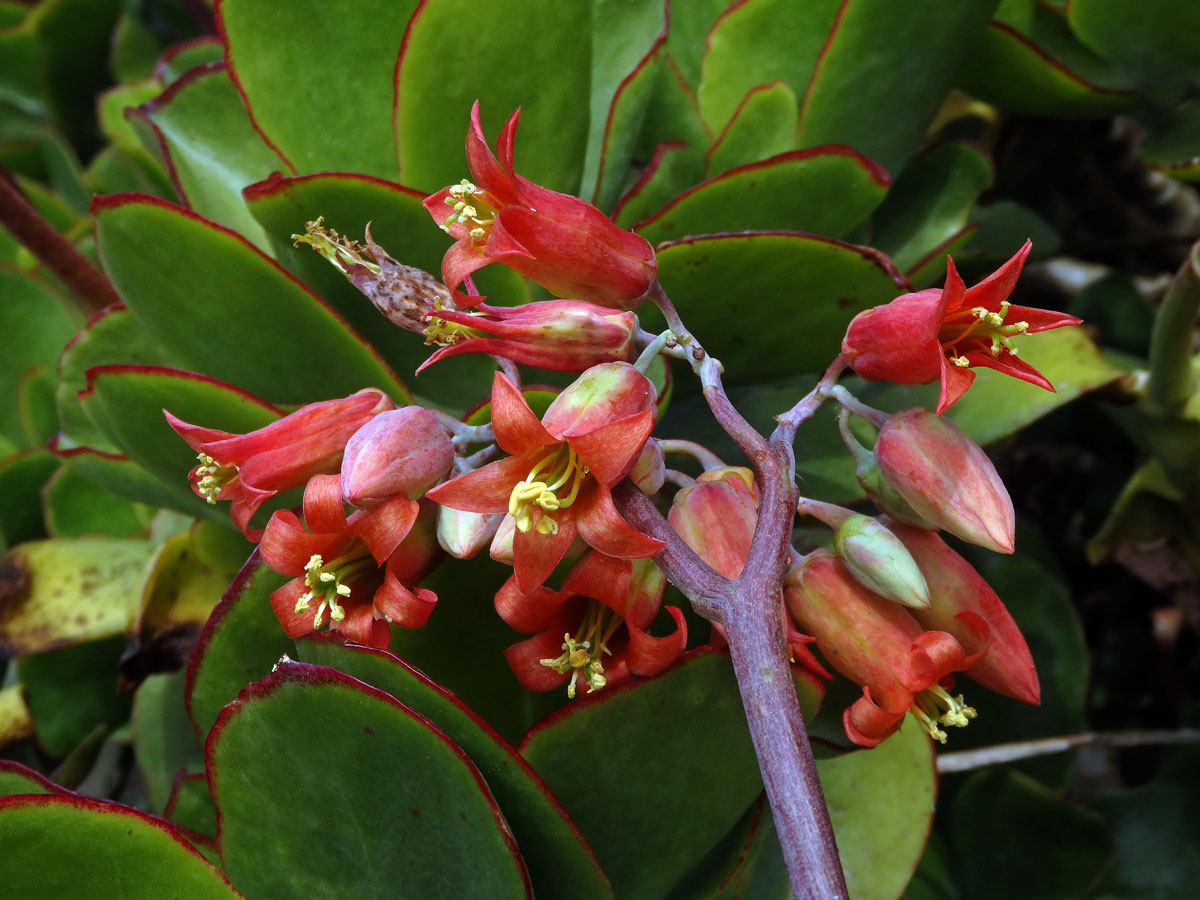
(422, 102), (658, 309)
(427, 363), (663, 592)
(887, 522), (1040, 705)
(785, 550), (986, 747)
(259, 475), (439, 648)
(841, 241), (1081, 412)
(165, 388), (394, 539)
(419, 299), (637, 373)
(500, 552), (686, 698)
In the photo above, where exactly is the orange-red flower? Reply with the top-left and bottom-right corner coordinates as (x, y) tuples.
(426, 363), (663, 592)
(499, 552), (686, 698)
(166, 388), (393, 539)
(259, 475), (440, 648)
(422, 102), (658, 309)
(841, 241), (1081, 412)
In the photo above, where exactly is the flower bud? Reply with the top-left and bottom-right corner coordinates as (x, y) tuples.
(437, 506), (503, 559)
(874, 408), (1015, 554)
(628, 439), (665, 495)
(489, 514), (517, 564)
(833, 514), (929, 609)
(420, 300), (637, 373)
(838, 408), (935, 528)
(668, 467), (758, 579)
(341, 407), (454, 508)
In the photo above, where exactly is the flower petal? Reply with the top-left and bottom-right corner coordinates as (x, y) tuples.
(427, 451), (541, 514)
(936, 355), (976, 414)
(575, 484), (664, 559)
(301, 474), (347, 535)
(843, 686), (910, 748)
(269, 578), (319, 639)
(375, 565), (437, 628)
(625, 606), (687, 677)
(259, 510), (349, 575)
(491, 372), (555, 455)
(349, 493), (419, 564)
(962, 239), (1030, 310)
(567, 408), (655, 486)
(513, 512), (577, 593)
(163, 411), (234, 451)
(494, 574), (567, 633)
(963, 349), (1054, 393)
(466, 101), (517, 204)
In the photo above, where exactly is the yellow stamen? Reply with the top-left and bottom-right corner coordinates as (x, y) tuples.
(911, 684), (977, 743)
(296, 552), (376, 631)
(507, 445), (589, 535)
(539, 600), (622, 698)
(193, 452), (238, 504)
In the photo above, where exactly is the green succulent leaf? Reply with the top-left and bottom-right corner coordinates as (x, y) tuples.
(131, 669), (205, 814)
(1141, 97), (1200, 183)
(185, 553), (292, 736)
(705, 81), (799, 177)
(634, 147), (888, 244)
(43, 466), (148, 538)
(957, 0), (1139, 117)
(949, 770), (1111, 900)
(0, 449), (58, 545)
(1067, 0), (1200, 87)
(209, 662), (531, 899)
(394, 0), (591, 194)
(871, 141), (994, 274)
(156, 38), (225, 86)
(0, 794), (239, 898)
(164, 772), (218, 842)
(0, 761), (62, 797)
(92, 194), (409, 404)
(297, 636), (613, 900)
(653, 231), (908, 384)
(129, 63), (284, 249)
(612, 141), (704, 230)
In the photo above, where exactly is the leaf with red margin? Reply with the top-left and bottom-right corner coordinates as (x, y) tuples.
(0, 794), (240, 898)
(795, 0), (1001, 172)
(613, 141), (701, 231)
(164, 770), (218, 840)
(651, 231), (909, 383)
(870, 141), (994, 274)
(0, 761), (66, 797)
(128, 62), (285, 249)
(634, 147), (888, 245)
(956, 0), (1139, 118)
(520, 648), (824, 900)
(185, 551), (292, 736)
(706, 80), (799, 177)
(78, 365), (281, 521)
(1068, 0), (1200, 89)
(903, 225), (980, 290)
(669, 796), (771, 899)
(208, 662), (531, 899)
(217, 0), (418, 178)
(393, 0), (591, 193)
(697, 0), (840, 133)
(297, 635), (614, 900)
(242, 171), (516, 410)
(662, 0), (741, 89)
(50, 440), (197, 515)
(92, 194), (409, 404)
(154, 36), (224, 86)
(582, 0), (668, 211)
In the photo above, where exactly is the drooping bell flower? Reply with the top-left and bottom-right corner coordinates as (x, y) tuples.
(874, 408), (1015, 554)
(165, 388), (394, 539)
(500, 552), (686, 698)
(259, 475), (440, 648)
(427, 363), (663, 592)
(422, 102), (658, 309)
(887, 521), (1040, 705)
(419, 299), (637, 373)
(340, 407), (454, 508)
(841, 241), (1081, 412)
(785, 550), (986, 747)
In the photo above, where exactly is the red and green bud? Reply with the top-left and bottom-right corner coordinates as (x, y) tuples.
(833, 514), (930, 609)
(668, 466), (758, 579)
(420, 300), (637, 373)
(341, 407), (454, 508)
(785, 551), (982, 747)
(166, 387), (394, 539)
(874, 408), (1015, 554)
(423, 102), (657, 309)
(628, 438), (665, 495)
(839, 408), (936, 529)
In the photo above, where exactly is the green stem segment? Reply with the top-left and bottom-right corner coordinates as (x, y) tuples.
(1147, 240), (1200, 416)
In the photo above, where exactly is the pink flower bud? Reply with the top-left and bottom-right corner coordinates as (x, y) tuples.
(436, 506), (503, 559)
(628, 439), (665, 495)
(340, 407), (454, 508)
(420, 300), (637, 373)
(874, 408), (1015, 554)
(489, 514), (516, 563)
(668, 467), (758, 579)
(833, 514), (929, 609)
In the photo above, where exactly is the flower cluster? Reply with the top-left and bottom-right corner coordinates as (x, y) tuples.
(167, 102), (1072, 740)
